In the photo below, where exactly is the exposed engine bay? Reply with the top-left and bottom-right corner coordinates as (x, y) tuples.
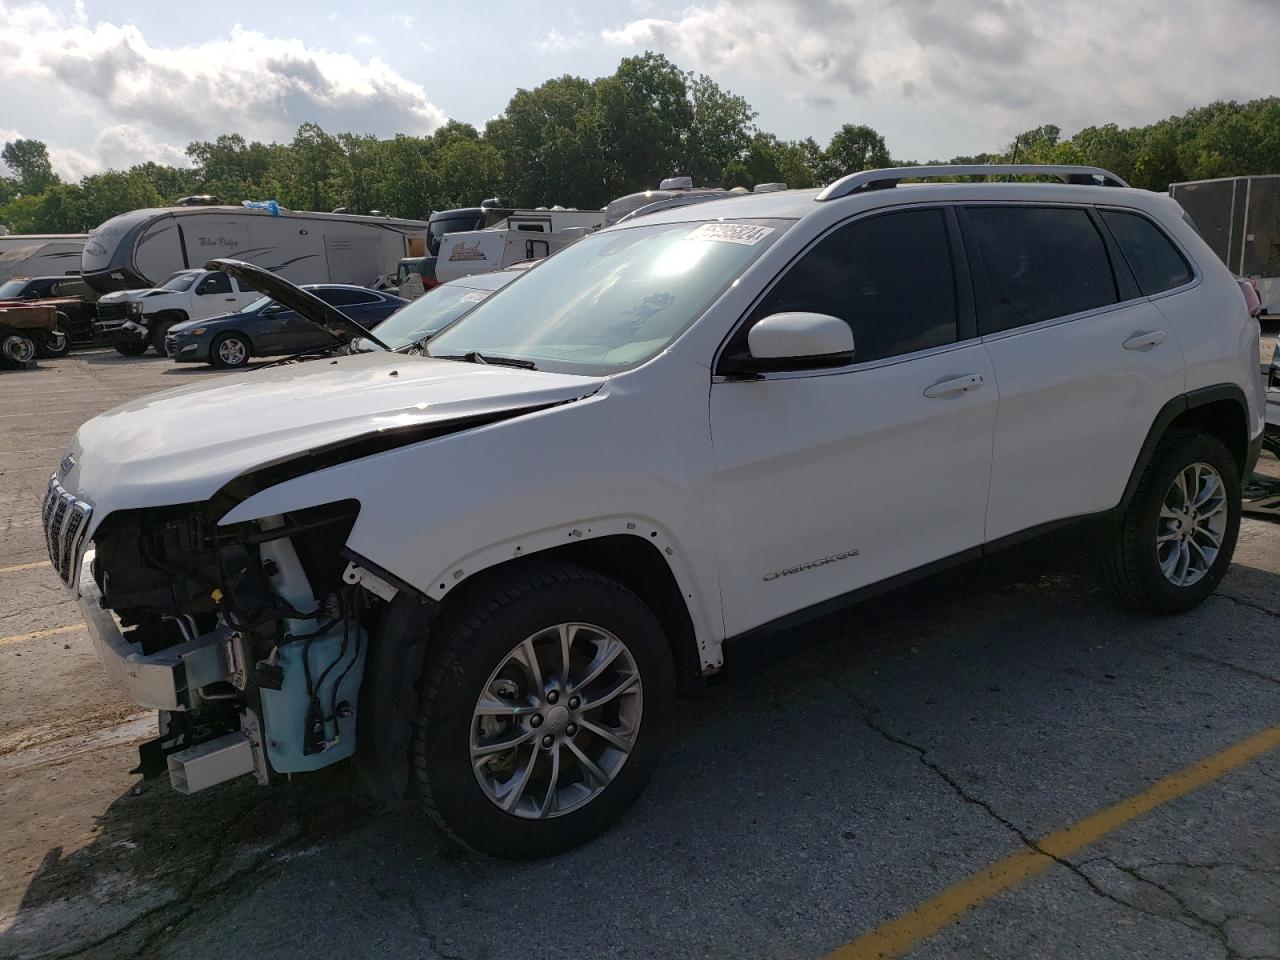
(84, 496), (383, 791)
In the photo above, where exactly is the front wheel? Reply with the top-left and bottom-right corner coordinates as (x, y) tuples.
(113, 336), (148, 357)
(210, 332), (250, 368)
(412, 564), (674, 858)
(1103, 429), (1241, 613)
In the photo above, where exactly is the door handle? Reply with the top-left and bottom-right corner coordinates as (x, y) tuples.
(923, 373), (984, 399)
(1122, 330), (1167, 351)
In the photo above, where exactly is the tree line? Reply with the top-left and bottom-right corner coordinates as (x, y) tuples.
(2, 52), (1278, 235)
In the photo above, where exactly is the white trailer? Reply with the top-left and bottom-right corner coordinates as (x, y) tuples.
(0, 234), (87, 283)
(81, 206), (429, 293)
(1171, 175), (1280, 318)
(434, 209), (605, 283)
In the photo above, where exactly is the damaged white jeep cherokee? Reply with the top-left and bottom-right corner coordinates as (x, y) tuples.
(48, 166), (1264, 858)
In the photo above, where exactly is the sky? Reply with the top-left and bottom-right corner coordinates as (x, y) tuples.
(0, 0), (1277, 181)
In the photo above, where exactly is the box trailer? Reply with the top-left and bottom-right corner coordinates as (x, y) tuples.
(1171, 175), (1280, 318)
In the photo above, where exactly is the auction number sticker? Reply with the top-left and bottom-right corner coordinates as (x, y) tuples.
(460, 291), (490, 303)
(684, 223), (775, 246)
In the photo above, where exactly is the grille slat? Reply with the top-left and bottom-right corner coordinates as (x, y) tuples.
(41, 475), (92, 586)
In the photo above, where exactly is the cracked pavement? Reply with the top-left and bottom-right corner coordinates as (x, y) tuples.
(2, 350), (1279, 960)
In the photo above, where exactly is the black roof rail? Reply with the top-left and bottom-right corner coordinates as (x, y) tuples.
(816, 164), (1130, 201)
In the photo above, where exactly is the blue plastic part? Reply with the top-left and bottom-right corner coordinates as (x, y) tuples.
(260, 621), (367, 773)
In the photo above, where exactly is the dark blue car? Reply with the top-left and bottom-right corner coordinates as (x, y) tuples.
(166, 285), (406, 367)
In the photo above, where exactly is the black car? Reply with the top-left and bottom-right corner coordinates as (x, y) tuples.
(167, 285), (406, 367)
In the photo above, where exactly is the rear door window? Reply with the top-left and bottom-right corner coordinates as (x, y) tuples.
(322, 289), (380, 306)
(965, 206), (1118, 335)
(747, 208), (959, 364)
(1100, 210), (1193, 296)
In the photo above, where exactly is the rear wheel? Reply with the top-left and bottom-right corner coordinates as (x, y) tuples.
(1103, 429), (1241, 613)
(412, 563), (674, 859)
(37, 313), (72, 358)
(210, 332), (250, 368)
(1, 330), (37, 364)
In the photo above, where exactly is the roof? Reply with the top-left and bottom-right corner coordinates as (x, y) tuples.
(616, 180), (1174, 230)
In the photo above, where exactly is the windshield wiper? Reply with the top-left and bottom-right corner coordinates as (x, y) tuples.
(434, 350), (537, 370)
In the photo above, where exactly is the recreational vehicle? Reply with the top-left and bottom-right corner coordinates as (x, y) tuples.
(0, 234), (87, 283)
(81, 206), (430, 293)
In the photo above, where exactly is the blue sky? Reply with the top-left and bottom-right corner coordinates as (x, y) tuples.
(1, 0), (1276, 179)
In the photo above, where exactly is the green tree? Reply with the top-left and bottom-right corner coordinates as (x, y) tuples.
(1, 139), (58, 195)
(596, 53), (694, 192)
(821, 124), (891, 182)
(684, 73), (756, 185)
(272, 123), (347, 211)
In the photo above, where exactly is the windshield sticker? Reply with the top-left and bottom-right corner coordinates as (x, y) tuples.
(460, 291), (490, 303)
(684, 223), (775, 246)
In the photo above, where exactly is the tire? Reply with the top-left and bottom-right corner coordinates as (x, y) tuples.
(210, 332), (250, 368)
(412, 563), (675, 859)
(149, 320), (172, 355)
(37, 313), (72, 358)
(114, 337), (148, 357)
(1, 330), (37, 364)
(1103, 429), (1241, 613)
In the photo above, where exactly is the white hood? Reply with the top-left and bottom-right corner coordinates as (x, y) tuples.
(98, 288), (160, 303)
(62, 351), (601, 526)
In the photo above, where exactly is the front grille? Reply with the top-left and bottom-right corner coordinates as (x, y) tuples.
(96, 302), (129, 322)
(42, 475), (93, 585)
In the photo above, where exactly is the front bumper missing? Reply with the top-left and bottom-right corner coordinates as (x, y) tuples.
(78, 550), (232, 712)
(77, 549), (269, 791)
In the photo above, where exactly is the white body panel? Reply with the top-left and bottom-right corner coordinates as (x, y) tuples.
(708, 343), (998, 636)
(982, 297), (1187, 540)
(435, 210), (605, 282)
(0, 235), (87, 282)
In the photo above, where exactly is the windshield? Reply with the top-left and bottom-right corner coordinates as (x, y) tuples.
(377, 283), (499, 350)
(428, 219), (787, 375)
(0, 280), (29, 298)
(241, 295), (272, 313)
(160, 271), (198, 292)
(428, 213), (482, 255)
(397, 259), (426, 284)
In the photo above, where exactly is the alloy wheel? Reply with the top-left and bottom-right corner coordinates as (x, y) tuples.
(218, 337), (247, 366)
(470, 622), (643, 819)
(1157, 461), (1227, 587)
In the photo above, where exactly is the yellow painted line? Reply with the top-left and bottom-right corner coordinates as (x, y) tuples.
(0, 623), (82, 647)
(828, 722), (1280, 960)
(0, 560), (50, 575)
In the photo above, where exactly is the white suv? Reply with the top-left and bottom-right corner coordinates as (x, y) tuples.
(47, 165), (1264, 858)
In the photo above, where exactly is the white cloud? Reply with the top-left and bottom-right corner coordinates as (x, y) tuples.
(537, 27), (589, 52)
(0, 1), (447, 176)
(603, 0), (1280, 146)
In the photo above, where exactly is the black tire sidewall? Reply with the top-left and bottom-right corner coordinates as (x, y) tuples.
(39, 314), (72, 358)
(210, 333), (249, 368)
(113, 337), (148, 356)
(415, 572), (675, 859)
(1127, 432), (1241, 612)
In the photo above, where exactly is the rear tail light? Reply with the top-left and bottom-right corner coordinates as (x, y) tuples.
(1237, 277), (1262, 319)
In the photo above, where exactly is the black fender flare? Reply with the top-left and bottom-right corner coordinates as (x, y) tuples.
(1118, 384), (1251, 512)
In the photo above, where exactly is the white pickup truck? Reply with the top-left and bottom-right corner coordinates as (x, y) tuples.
(94, 268), (259, 356)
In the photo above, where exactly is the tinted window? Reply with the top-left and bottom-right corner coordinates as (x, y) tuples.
(965, 207), (1117, 334)
(320, 288), (380, 306)
(196, 272), (232, 295)
(749, 208), (957, 364)
(1101, 210), (1193, 296)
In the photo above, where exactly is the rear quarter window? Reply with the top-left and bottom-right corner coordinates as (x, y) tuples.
(1100, 210), (1194, 296)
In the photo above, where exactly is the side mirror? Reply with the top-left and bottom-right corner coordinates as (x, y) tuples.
(723, 312), (854, 376)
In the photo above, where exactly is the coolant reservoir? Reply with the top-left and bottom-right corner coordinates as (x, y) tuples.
(260, 621), (367, 773)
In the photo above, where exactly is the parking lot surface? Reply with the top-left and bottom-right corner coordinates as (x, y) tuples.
(1, 348), (1279, 960)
